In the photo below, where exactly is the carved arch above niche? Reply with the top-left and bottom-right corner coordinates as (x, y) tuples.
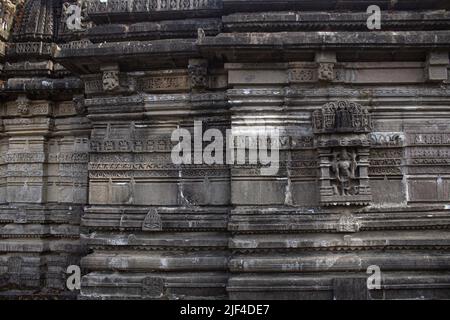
(313, 100), (373, 207)
(313, 100), (372, 134)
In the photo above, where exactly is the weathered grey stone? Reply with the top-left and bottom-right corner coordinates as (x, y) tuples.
(427, 51), (449, 82)
(0, 0), (450, 301)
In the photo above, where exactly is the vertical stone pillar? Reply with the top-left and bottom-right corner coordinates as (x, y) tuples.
(317, 148), (334, 197)
(357, 147), (371, 197)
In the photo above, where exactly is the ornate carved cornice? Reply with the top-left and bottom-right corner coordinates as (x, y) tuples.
(55, 39), (199, 73)
(86, 0), (223, 22)
(222, 0), (450, 12)
(223, 11), (450, 32)
(199, 31), (450, 52)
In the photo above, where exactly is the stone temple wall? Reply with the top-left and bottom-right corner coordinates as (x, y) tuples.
(0, 0), (450, 299)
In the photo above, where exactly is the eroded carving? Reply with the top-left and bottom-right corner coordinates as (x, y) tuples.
(318, 62), (334, 81)
(141, 277), (164, 298)
(142, 209), (162, 231)
(102, 70), (120, 91)
(16, 95), (30, 116)
(188, 59), (208, 90)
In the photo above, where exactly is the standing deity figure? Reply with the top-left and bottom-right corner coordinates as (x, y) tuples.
(331, 148), (358, 196)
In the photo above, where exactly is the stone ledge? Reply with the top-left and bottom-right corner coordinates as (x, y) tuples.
(222, 0), (450, 11)
(86, 18), (222, 42)
(227, 272), (450, 300)
(223, 11), (450, 32)
(82, 251), (229, 271)
(86, 0), (223, 23)
(229, 251), (450, 272)
(230, 230), (450, 250)
(200, 31), (450, 50)
(57, 39), (198, 58)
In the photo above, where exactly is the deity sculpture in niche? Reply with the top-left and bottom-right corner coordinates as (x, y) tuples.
(331, 147), (359, 196)
(313, 101), (372, 206)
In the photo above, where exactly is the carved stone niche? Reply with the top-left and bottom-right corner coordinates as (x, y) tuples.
(313, 100), (373, 206)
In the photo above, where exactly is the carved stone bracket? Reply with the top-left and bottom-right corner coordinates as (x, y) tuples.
(188, 58), (208, 91)
(101, 64), (120, 92)
(313, 100), (373, 207)
(315, 52), (336, 82)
